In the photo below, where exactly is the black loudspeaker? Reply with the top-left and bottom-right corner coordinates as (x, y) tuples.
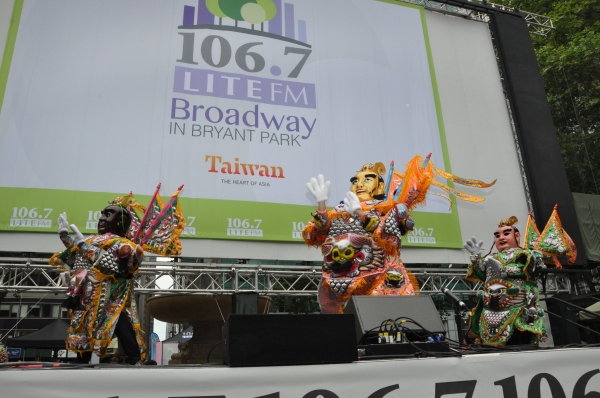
(223, 314), (357, 367)
(345, 296), (445, 343)
(489, 12), (585, 264)
(546, 294), (581, 346)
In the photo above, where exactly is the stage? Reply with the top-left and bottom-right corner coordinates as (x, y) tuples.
(1, 346), (599, 397)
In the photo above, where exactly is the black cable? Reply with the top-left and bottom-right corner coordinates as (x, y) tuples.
(400, 316), (467, 354)
(402, 323), (462, 357)
(359, 316), (514, 357)
(541, 296), (600, 319)
(206, 340), (222, 363)
(357, 319), (398, 345)
(399, 316), (467, 348)
(393, 316), (442, 341)
(358, 317), (462, 359)
(396, 325), (462, 358)
(355, 315), (600, 359)
(543, 309), (600, 337)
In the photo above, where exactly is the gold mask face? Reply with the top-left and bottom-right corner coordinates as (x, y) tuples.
(350, 171), (385, 202)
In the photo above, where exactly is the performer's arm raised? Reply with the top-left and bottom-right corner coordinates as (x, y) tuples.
(464, 236), (486, 282)
(303, 174), (332, 246)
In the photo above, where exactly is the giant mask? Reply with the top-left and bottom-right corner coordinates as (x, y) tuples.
(494, 216), (521, 252)
(321, 233), (386, 294)
(350, 163), (386, 202)
(98, 205), (132, 237)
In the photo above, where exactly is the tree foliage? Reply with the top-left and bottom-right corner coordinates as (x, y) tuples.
(270, 296), (320, 314)
(496, 0), (600, 194)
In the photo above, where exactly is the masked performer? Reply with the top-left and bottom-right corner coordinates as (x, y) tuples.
(51, 186), (184, 364)
(54, 205), (146, 364)
(304, 156), (496, 314)
(464, 216), (547, 346)
(303, 163), (418, 314)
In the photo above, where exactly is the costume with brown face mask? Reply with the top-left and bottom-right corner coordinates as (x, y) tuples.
(52, 205), (146, 365)
(465, 216), (547, 347)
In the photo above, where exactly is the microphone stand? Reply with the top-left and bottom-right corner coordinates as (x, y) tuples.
(453, 301), (465, 345)
(442, 288), (467, 345)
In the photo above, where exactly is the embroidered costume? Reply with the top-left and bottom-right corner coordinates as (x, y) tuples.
(466, 210), (576, 346)
(467, 246), (546, 346)
(304, 197), (418, 314)
(304, 155), (494, 314)
(50, 184), (185, 362)
(56, 233), (146, 357)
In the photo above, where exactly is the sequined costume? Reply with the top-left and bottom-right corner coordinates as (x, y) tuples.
(50, 185), (185, 361)
(467, 248), (547, 346)
(304, 199), (417, 314)
(303, 155), (495, 314)
(56, 232), (146, 357)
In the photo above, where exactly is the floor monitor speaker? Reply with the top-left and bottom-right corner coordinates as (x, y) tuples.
(345, 295), (445, 343)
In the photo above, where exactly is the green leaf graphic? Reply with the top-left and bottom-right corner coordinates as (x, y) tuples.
(219, 0), (257, 22)
(206, 0), (226, 18)
(257, 0), (277, 21)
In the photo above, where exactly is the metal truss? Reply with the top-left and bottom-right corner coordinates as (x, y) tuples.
(396, 0), (554, 36)
(0, 257), (571, 296)
(416, 268), (483, 294)
(540, 272), (574, 295)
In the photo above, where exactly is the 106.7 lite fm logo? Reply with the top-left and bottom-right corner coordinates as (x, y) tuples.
(170, 0), (317, 141)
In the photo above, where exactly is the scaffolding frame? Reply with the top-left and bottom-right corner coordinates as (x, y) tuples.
(397, 0), (554, 36)
(0, 257), (571, 296)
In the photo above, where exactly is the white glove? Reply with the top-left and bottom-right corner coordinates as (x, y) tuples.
(59, 271), (71, 286)
(70, 224), (86, 246)
(395, 203), (409, 220)
(306, 174), (331, 203)
(463, 236), (483, 256)
(484, 257), (502, 273)
(57, 212), (69, 234)
(343, 191), (362, 215)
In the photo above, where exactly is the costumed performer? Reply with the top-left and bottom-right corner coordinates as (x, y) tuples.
(303, 163), (418, 314)
(50, 185), (185, 364)
(54, 205), (146, 364)
(464, 216), (548, 346)
(304, 156), (497, 314)
(465, 206), (577, 347)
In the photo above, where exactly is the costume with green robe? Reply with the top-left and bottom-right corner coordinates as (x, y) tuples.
(467, 248), (547, 346)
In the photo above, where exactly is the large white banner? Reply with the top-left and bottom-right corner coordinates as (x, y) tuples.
(1, 347), (599, 397)
(0, 0), (466, 247)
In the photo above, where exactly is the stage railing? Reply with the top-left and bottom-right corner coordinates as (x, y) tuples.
(0, 256), (572, 296)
